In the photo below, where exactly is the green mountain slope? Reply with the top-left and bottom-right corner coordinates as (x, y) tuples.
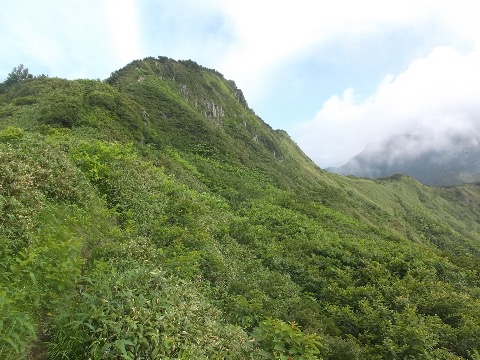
(1, 57), (480, 359)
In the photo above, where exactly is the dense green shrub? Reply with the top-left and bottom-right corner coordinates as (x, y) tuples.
(13, 96), (36, 105)
(0, 126), (24, 142)
(251, 318), (322, 359)
(50, 262), (250, 359)
(87, 90), (116, 111)
(39, 97), (81, 127)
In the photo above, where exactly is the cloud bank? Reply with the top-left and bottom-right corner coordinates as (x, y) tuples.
(0, 0), (142, 79)
(294, 46), (480, 167)
(218, 0), (443, 102)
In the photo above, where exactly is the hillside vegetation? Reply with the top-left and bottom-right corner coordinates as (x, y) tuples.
(1, 57), (480, 359)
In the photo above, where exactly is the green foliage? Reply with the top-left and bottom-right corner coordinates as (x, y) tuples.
(39, 95), (81, 127)
(0, 143), (45, 240)
(50, 262), (249, 359)
(0, 135), (103, 359)
(1, 57), (480, 359)
(4, 64), (33, 85)
(251, 318), (322, 359)
(13, 96), (37, 105)
(0, 305), (35, 359)
(87, 89), (117, 110)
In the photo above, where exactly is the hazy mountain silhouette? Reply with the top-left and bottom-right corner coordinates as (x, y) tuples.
(331, 133), (480, 185)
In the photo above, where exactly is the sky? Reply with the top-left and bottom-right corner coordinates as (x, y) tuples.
(1, 0), (479, 167)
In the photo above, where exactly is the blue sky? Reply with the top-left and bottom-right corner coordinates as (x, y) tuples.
(2, 0), (479, 167)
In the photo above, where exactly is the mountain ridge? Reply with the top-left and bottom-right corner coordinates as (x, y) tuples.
(1, 57), (480, 359)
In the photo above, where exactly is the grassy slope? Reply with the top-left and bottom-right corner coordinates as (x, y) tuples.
(1, 57), (479, 359)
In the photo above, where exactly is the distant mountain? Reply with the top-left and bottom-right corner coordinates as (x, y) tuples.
(331, 133), (480, 185)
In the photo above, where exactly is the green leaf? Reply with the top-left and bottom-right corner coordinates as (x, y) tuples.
(2, 336), (19, 352)
(29, 272), (37, 285)
(257, 349), (274, 359)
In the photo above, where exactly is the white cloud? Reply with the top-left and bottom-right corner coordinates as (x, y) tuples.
(217, 0), (446, 101)
(136, 0), (232, 69)
(294, 46), (480, 167)
(103, 0), (143, 66)
(0, 0), (122, 78)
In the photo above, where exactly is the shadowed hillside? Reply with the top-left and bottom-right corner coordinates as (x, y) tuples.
(1, 57), (480, 359)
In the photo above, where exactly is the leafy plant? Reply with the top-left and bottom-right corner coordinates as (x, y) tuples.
(251, 318), (322, 359)
(49, 262), (250, 359)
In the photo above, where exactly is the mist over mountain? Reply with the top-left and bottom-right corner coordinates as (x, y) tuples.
(2, 58), (480, 359)
(331, 132), (480, 185)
